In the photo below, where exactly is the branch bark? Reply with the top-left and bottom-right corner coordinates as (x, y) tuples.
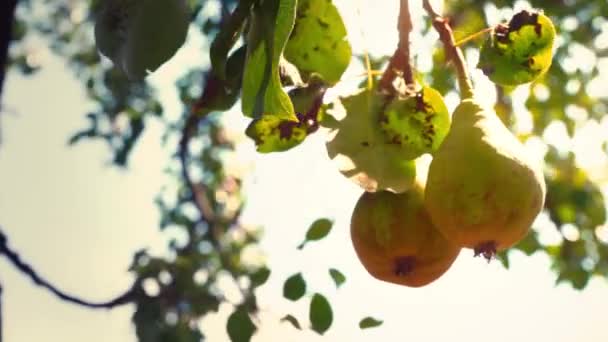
(0, 0), (18, 101)
(380, 0), (415, 93)
(0, 228), (137, 309)
(422, 0), (474, 99)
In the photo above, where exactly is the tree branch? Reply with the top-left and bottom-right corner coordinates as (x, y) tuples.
(422, 0), (474, 99)
(0, 281), (3, 342)
(0, 228), (137, 309)
(380, 0), (415, 93)
(0, 0), (18, 101)
(179, 111), (216, 219)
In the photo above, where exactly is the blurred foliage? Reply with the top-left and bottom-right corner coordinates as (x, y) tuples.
(4, 0), (608, 340)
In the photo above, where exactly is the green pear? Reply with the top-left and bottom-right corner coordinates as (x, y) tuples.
(425, 98), (546, 259)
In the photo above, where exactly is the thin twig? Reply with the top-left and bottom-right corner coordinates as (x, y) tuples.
(380, 0), (415, 93)
(0, 229), (137, 309)
(0, 281), (3, 342)
(422, 0), (474, 99)
(355, 0), (373, 90)
(454, 27), (493, 47)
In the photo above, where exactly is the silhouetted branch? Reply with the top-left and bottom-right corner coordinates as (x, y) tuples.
(0, 0), (19, 146)
(0, 282), (3, 342)
(0, 228), (137, 309)
(0, 0), (18, 101)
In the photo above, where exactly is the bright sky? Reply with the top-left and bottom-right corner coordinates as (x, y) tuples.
(1, 0), (608, 341)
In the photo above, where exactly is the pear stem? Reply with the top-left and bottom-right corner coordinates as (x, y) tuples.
(454, 27), (494, 47)
(380, 0), (415, 93)
(422, 0), (475, 100)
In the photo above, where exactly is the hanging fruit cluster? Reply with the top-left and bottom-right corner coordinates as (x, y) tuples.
(345, 4), (554, 287)
(93, 0), (556, 288)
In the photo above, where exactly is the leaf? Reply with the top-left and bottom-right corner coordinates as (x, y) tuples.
(198, 46), (247, 114)
(309, 293), (333, 335)
(283, 273), (306, 301)
(284, 0), (351, 85)
(297, 218), (333, 249)
(359, 317), (383, 329)
(379, 87), (450, 156)
(250, 267), (271, 288)
(325, 87), (417, 193)
(241, 0), (306, 152)
(226, 309), (256, 342)
(328, 268), (346, 288)
(241, 0), (297, 119)
(280, 314), (302, 330)
(245, 115), (307, 152)
(477, 11), (555, 86)
(496, 251), (510, 269)
(210, 0), (253, 80)
(512, 231), (541, 256)
(95, 0), (190, 79)
(556, 267), (590, 290)
(288, 80), (327, 125)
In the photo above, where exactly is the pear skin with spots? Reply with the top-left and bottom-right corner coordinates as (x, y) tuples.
(425, 99), (546, 259)
(351, 184), (460, 287)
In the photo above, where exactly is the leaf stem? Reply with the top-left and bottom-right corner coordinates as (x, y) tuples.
(423, 0), (474, 100)
(380, 0), (415, 93)
(454, 27), (494, 47)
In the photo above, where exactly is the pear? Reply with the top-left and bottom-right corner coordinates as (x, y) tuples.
(351, 183), (460, 287)
(425, 98), (546, 259)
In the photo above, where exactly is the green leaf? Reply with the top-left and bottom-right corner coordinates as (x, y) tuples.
(283, 273), (306, 301)
(556, 267), (590, 290)
(210, 0), (253, 80)
(325, 87), (417, 193)
(328, 268), (346, 288)
(496, 251), (510, 269)
(512, 231), (541, 256)
(226, 309), (256, 342)
(245, 115), (307, 152)
(241, 0), (297, 119)
(280, 314), (302, 330)
(477, 11), (555, 86)
(250, 267), (271, 288)
(288, 80), (326, 123)
(95, 0), (190, 79)
(297, 218), (333, 249)
(379, 87), (450, 156)
(284, 0), (351, 85)
(309, 293), (333, 335)
(198, 46), (247, 114)
(359, 317), (383, 329)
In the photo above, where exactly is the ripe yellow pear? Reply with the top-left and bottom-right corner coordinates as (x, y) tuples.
(425, 98), (546, 259)
(351, 184), (460, 287)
